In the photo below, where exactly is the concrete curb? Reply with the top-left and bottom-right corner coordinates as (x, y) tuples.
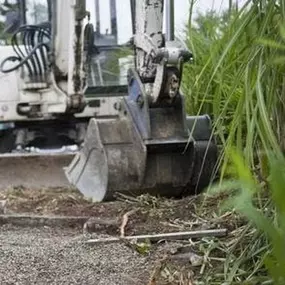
(0, 214), (89, 228)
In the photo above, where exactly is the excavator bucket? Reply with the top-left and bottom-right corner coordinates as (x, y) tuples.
(65, 71), (218, 202)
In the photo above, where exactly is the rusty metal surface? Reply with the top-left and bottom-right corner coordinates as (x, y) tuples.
(0, 152), (75, 190)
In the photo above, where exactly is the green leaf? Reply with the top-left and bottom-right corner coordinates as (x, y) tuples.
(134, 240), (151, 255)
(267, 155), (285, 215)
(257, 38), (285, 50)
(228, 148), (257, 191)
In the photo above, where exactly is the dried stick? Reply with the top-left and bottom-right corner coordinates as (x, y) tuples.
(120, 209), (138, 237)
(85, 229), (228, 245)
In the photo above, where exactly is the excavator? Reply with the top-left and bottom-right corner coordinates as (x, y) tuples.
(0, 0), (218, 202)
(0, 0), (127, 189)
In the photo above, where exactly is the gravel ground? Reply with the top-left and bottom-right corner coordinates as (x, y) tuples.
(0, 225), (152, 285)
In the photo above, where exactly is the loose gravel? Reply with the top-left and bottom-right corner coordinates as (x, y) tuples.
(0, 225), (152, 285)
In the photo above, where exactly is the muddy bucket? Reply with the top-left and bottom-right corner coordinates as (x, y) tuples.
(65, 96), (218, 202)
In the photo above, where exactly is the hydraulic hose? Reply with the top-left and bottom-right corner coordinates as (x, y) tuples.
(0, 24), (51, 77)
(0, 42), (49, 73)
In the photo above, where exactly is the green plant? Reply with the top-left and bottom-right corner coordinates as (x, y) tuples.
(183, 0), (285, 179)
(181, 1), (285, 283)
(210, 148), (285, 284)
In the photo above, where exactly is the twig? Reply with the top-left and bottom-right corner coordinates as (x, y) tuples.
(200, 249), (211, 274)
(191, 213), (208, 223)
(120, 209), (138, 237)
(85, 229), (228, 245)
(114, 193), (139, 203)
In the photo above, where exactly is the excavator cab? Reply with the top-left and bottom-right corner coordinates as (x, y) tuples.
(86, 0), (134, 89)
(65, 0), (218, 202)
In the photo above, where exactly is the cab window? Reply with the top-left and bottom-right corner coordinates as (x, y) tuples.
(25, 0), (49, 25)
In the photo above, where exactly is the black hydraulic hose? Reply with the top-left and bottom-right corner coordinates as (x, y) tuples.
(23, 28), (38, 75)
(11, 31), (33, 75)
(38, 26), (50, 72)
(0, 42), (49, 73)
(21, 26), (50, 76)
(0, 24), (51, 76)
(28, 29), (42, 76)
(37, 26), (51, 75)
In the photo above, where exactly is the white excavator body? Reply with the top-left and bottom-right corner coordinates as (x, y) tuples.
(0, 0), (218, 200)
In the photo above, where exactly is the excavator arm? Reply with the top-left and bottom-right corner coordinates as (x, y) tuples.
(65, 0), (218, 201)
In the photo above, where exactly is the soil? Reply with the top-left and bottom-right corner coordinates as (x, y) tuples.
(0, 187), (239, 235)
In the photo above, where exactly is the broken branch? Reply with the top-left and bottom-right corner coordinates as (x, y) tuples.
(120, 209), (138, 237)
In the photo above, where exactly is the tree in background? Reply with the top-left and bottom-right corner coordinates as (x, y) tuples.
(0, 0), (18, 16)
(29, 2), (48, 24)
(0, 0), (19, 44)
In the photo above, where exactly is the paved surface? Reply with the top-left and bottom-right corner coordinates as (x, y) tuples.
(0, 225), (152, 285)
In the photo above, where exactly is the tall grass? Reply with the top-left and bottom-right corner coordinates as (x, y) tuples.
(183, 0), (285, 179)
(182, 0), (285, 283)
